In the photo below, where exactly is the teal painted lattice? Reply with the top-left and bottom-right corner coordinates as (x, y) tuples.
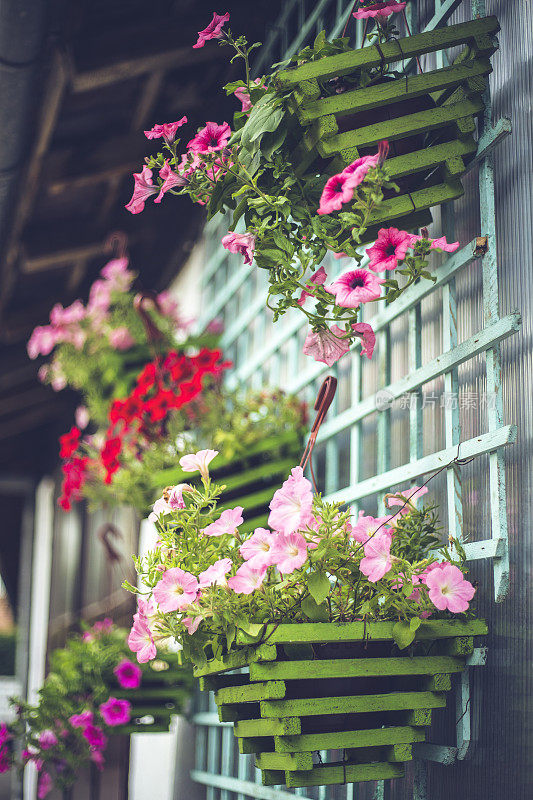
(191, 1), (517, 798)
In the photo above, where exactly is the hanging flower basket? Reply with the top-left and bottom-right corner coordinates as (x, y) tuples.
(151, 430), (303, 534)
(113, 657), (193, 734)
(275, 16), (499, 239)
(195, 619), (487, 788)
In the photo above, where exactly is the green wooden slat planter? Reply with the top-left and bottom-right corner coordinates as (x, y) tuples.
(274, 16), (499, 234)
(195, 619), (487, 788)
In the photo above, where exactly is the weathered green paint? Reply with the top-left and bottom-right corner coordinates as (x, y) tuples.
(193, 643), (277, 678)
(249, 655), (465, 681)
(216, 680), (286, 706)
(274, 725), (426, 754)
(255, 752), (314, 772)
(239, 736), (275, 755)
(242, 619), (487, 646)
(259, 691), (447, 718)
(275, 17), (499, 87)
(234, 717), (301, 739)
(421, 673), (452, 692)
(437, 636), (475, 656)
(281, 760), (404, 788)
(405, 709), (433, 727)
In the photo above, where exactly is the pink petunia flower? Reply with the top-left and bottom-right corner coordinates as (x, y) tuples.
(154, 159), (189, 203)
(182, 615), (203, 634)
(430, 235), (460, 253)
(366, 227), (412, 272)
(203, 507), (244, 537)
(69, 711), (93, 729)
(271, 531), (309, 574)
(90, 748), (105, 770)
(27, 325), (59, 359)
(144, 117), (187, 144)
(108, 326), (135, 350)
(37, 772), (53, 799)
(234, 79), (262, 112)
(198, 558), (233, 587)
(298, 266), (327, 306)
(239, 528), (278, 568)
(303, 324), (350, 366)
(128, 615), (157, 663)
(193, 12), (230, 48)
(387, 485), (428, 515)
(38, 730), (58, 750)
(268, 467), (314, 535)
(82, 725), (107, 749)
(50, 300), (85, 327)
(317, 171), (359, 215)
(153, 568), (199, 612)
(359, 531), (393, 581)
(341, 141), (388, 187)
(350, 511), (392, 544)
(99, 698), (131, 727)
(352, 322), (376, 359)
(425, 564), (475, 612)
(100, 257), (133, 291)
(114, 659), (142, 690)
(353, 1), (406, 20)
(187, 121), (231, 153)
(148, 496), (173, 523)
(227, 563), (267, 594)
(221, 232), (255, 265)
(326, 269), (384, 307)
(179, 449), (218, 480)
(125, 166), (158, 214)
(148, 485), (188, 523)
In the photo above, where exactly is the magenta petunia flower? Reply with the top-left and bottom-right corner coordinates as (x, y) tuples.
(342, 141), (388, 187)
(297, 266), (327, 306)
(425, 564), (475, 613)
(353, 1), (406, 20)
(179, 449), (218, 479)
(350, 511), (392, 543)
(128, 614), (157, 663)
(99, 698), (131, 727)
(82, 724), (107, 749)
(37, 772), (53, 799)
(302, 324), (350, 366)
(227, 563), (267, 594)
(326, 269), (384, 307)
(268, 467), (314, 535)
(430, 235), (460, 253)
(352, 322), (376, 359)
(193, 12), (230, 48)
(154, 159), (189, 204)
(202, 507), (244, 537)
(317, 171), (359, 215)
(125, 166), (158, 214)
(27, 325), (59, 359)
(239, 528), (278, 569)
(359, 531), (393, 582)
(221, 231), (255, 265)
(100, 257), (134, 292)
(144, 117), (187, 144)
(114, 659), (142, 690)
(90, 748), (105, 770)
(187, 121), (231, 153)
(198, 558), (233, 587)
(38, 730), (58, 750)
(69, 710), (93, 729)
(366, 227), (412, 271)
(153, 567), (199, 612)
(271, 531), (309, 574)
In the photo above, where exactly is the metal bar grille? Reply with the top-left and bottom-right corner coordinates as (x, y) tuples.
(191, 0), (517, 797)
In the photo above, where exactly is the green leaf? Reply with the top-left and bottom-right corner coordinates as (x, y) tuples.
(392, 620), (417, 650)
(314, 30), (327, 51)
(301, 596), (330, 621)
(307, 572), (331, 606)
(410, 617), (422, 632)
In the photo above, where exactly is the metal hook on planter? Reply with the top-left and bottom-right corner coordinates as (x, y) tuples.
(300, 375), (337, 492)
(134, 291), (165, 344)
(105, 230), (129, 260)
(97, 522), (123, 564)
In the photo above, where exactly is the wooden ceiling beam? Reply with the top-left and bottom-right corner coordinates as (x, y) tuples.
(21, 241), (107, 274)
(0, 364), (38, 393)
(71, 45), (216, 93)
(0, 402), (67, 442)
(0, 387), (53, 419)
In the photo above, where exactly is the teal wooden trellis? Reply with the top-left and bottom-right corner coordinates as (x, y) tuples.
(190, 1), (519, 798)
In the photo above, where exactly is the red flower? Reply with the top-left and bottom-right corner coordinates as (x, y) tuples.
(59, 426), (81, 459)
